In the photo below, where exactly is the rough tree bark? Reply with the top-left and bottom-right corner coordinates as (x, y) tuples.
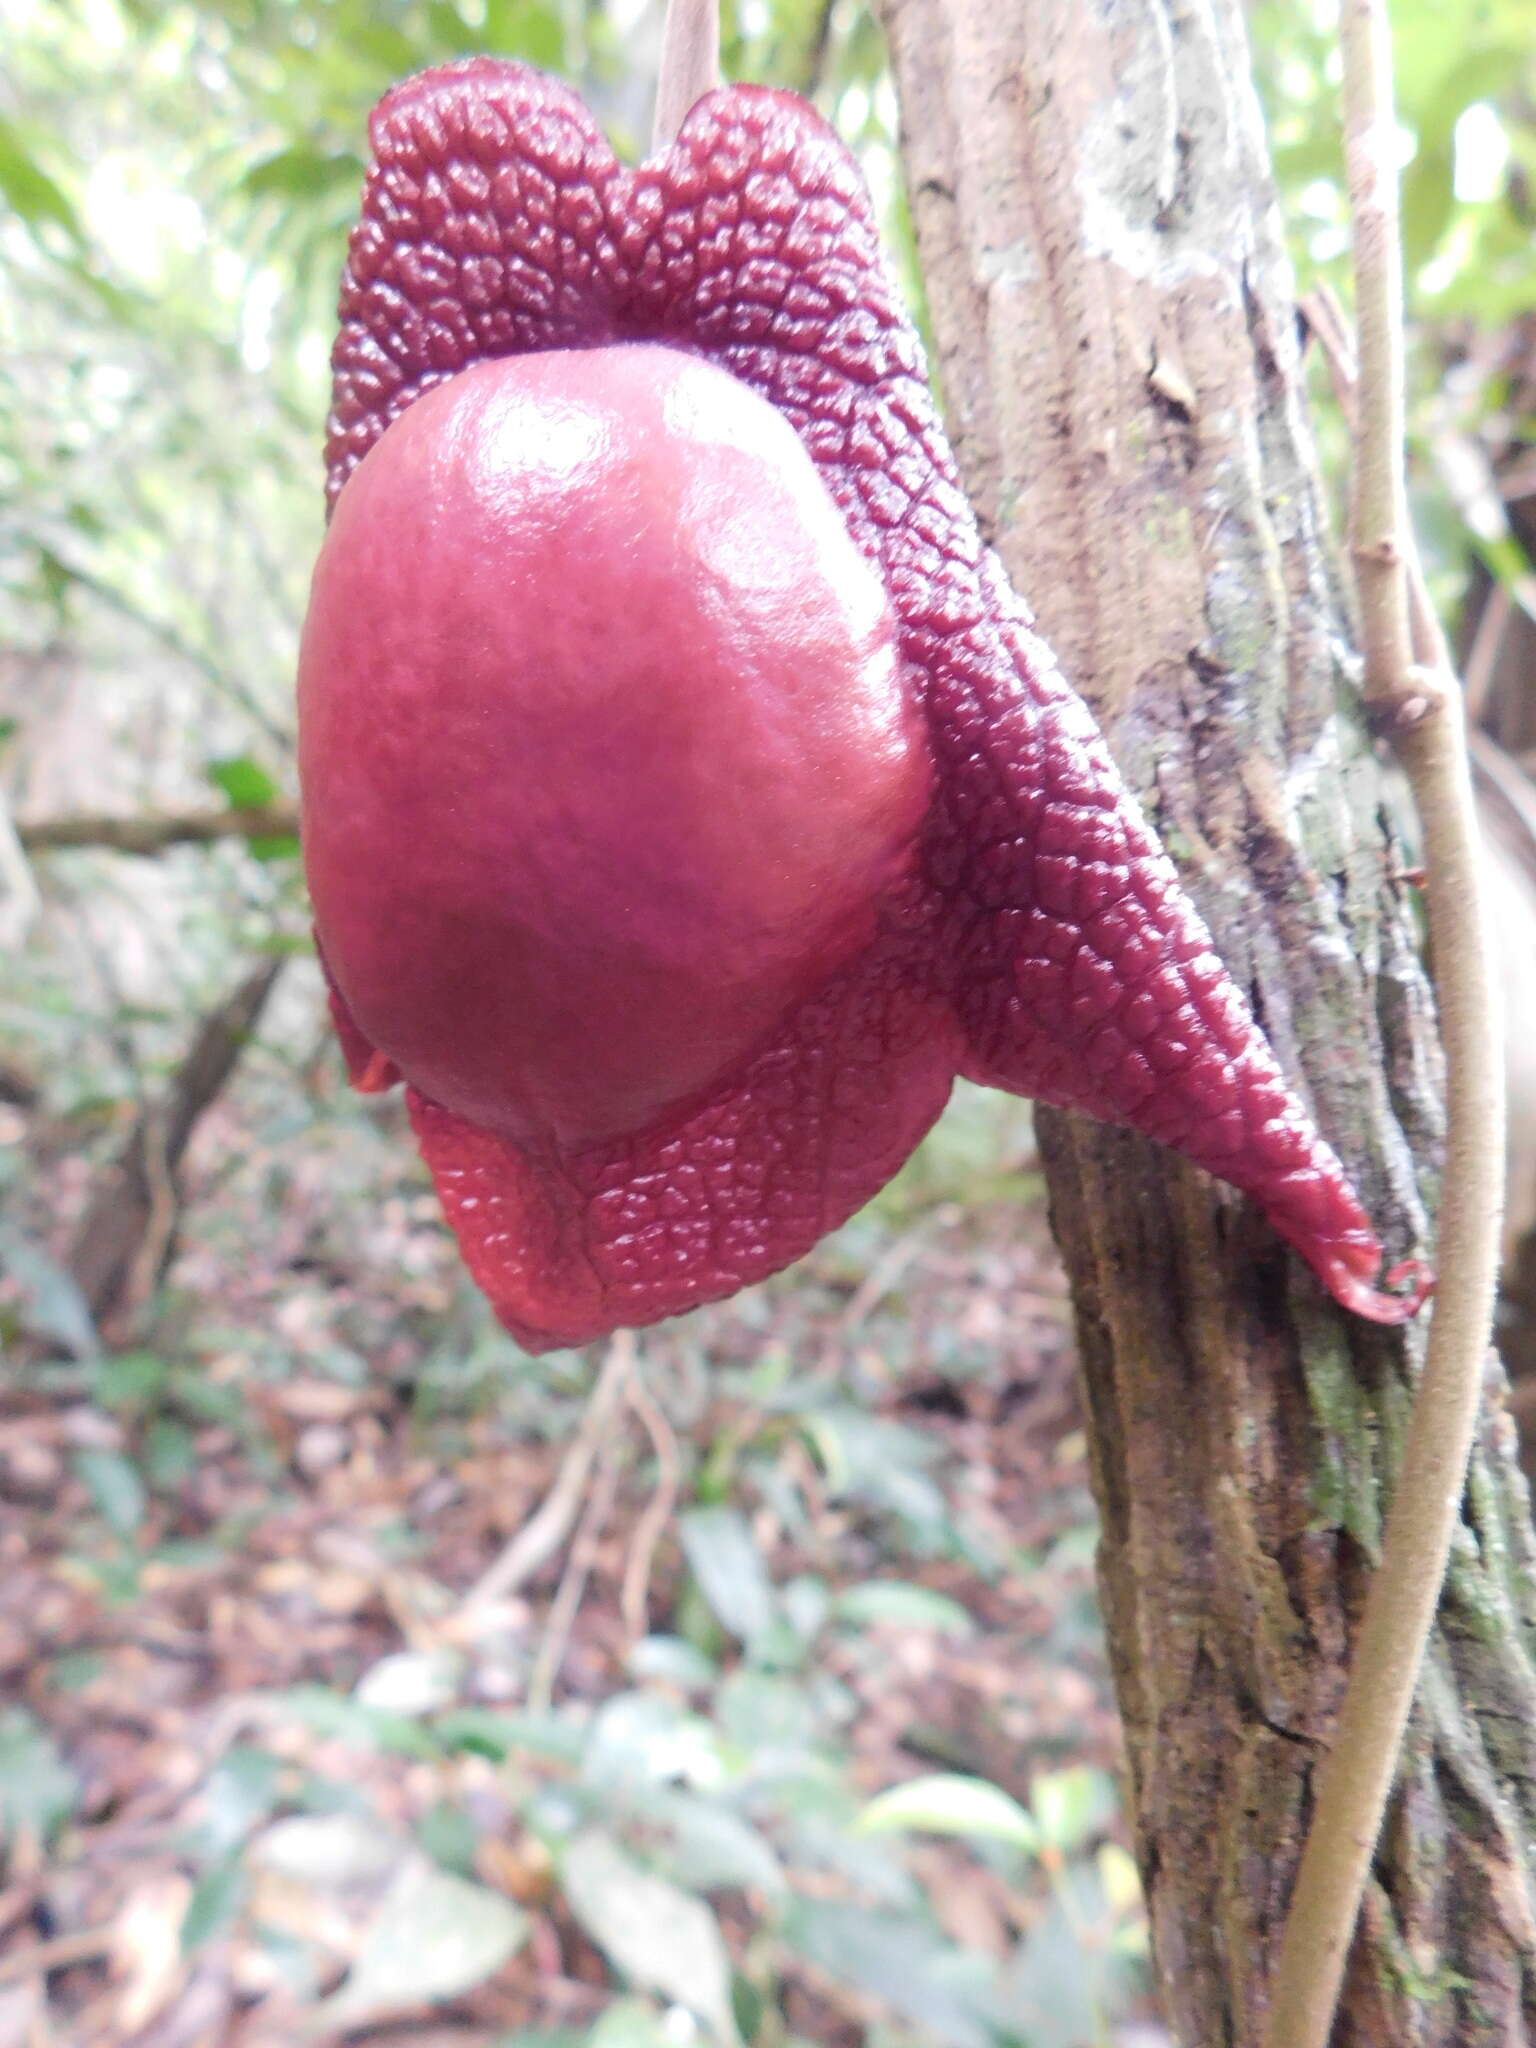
(873, 1), (1536, 2040)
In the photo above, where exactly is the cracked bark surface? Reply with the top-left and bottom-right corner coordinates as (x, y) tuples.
(873, 0), (1536, 2039)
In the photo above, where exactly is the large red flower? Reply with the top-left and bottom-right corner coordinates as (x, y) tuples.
(299, 58), (1431, 1351)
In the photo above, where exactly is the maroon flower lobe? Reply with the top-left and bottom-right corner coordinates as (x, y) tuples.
(300, 58), (1432, 1350)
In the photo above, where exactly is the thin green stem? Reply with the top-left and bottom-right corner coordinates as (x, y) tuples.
(1264, 4), (1506, 2044)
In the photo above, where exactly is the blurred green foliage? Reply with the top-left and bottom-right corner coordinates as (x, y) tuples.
(1255, 0), (1536, 318)
(1253, 0), (1536, 611)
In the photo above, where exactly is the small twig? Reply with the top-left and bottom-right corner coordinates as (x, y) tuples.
(1298, 281), (1359, 426)
(119, 1104), (177, 1332)
(798, 0), (839, 101)
(527, 1416), (626, 1710)
(651, 0), (720, 152)
(1304, 285), (1483, 705)
(620, 1347), (681, 1644)
(0, 786), (40, 948)
(17, 802), (299, 858)
(0, 1925), (114, 1986)
(65, 959), (285, 1335)
(461, 1332), (634, 1611)
(834, 1204), (960, 1339)
(1461, 581), (1511, 723)
(1309, 281), (1536, 678)
(45, 882), (146, 1116)
(1266, 7), (1506, 2046)
(57, 556), (292, 756)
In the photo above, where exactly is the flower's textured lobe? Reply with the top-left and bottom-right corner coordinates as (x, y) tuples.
(404, 916), (955, 1350)
(316, 58), (1429, 1348)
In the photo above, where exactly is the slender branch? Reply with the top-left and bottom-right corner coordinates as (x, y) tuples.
(527, 1405), (627, 1710)
(1338, 1), (1415, 722)
(798, 0), (839, 102)
(1266, 7), (1506, 2045)
(651, 0), (721, 152)
(0, 786), (40, 947)
(16, 803), (298, 857)
(459, 1333), (634, 1612)
(57, 556), (293, 757)
(833, 1205), (958, 1339)
(1309, 286), (1536, 646)
(1461, 580), (1511, 721)
(0, 1923), (114, 1985)
(66, 959), (286, 1337)
(619, 1345), (681, 1643)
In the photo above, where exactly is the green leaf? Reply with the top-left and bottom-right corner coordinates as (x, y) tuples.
(418, 1798), (479, 1877)
(314, 1857), (529, 2028)
(0, 117), (83, 241)
(205, 755), (277, 809)
(645, 1790), (786, 1900)
(435, 1706), (585, 1764)
(483, 0), (567, 68)
(561, 1830), (741, 2044)
(1097, 1840), (1146, 1922)
(354, 1648), (460, 1715)
(585, 2002), (677, 2048)
(239, 145), (363, 202)
(248, 832), (300, 862)
(143, 1418), (196, 1490)
(0, 1224), (99, 1359)
(261, 1685), (442, 1758)
(492, 2034), (587, 2048)
(998, 1859), (1143, 2040)
(249, 1811), (398, 1889)
(713, 1668), (821, 1755)
(181, 1850), (248, 1952)
(627, 1634), (719, 1691)
(74, 1447), (147, 1539)
(92, 1350), (169, 1415)
(834, 1580), (975, 1635)
(194, 1745), (284, 1860)
(802, 1409), (949, 1537)
(1401, 144), (1456, 272)
(678, 1506), (776, 1647)
(48, 1651), (102, 1693)
(0, 1709), (79, 1841)
(347, 21), (422, 72)
(856, 1773), (1040, 1850)
(168, 1375), (246, 1427)
(1029, 1764), (1119, 1854)
(779, 1898), (1000, 2048)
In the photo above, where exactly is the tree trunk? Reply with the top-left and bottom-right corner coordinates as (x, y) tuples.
(873, 0), (1536, 2039)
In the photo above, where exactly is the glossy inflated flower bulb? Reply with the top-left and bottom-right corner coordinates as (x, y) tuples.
(299, 58), (1431, 1350)
(301, 345), (928, 1150)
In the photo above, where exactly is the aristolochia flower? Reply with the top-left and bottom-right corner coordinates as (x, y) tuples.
(298, 59), (1431, 1351)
